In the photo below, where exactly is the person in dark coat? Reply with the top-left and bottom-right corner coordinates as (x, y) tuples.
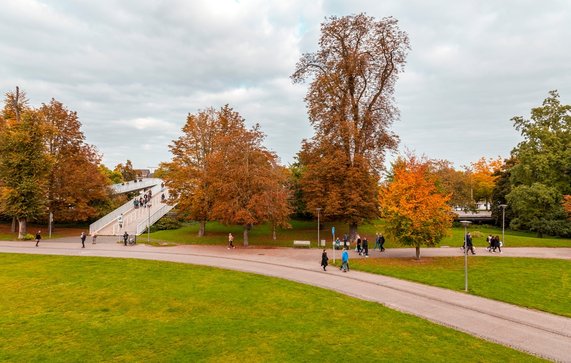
(465, 232), (475, 255)
(362, 237), (369, 257)
(123, 231), (129, 246)
(80, 232), (86, 248)
(321, 249), (329, 271)
(35, 230), (41, 247)
(379, 234), (386, 252)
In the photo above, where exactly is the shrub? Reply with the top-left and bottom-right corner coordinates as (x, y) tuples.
(20, 234), (35, 240)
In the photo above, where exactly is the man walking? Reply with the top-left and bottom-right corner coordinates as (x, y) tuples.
(123, 231), (129, 246)
(80, 232), (86, 248)
(35, 230), (41, 247)
(379, 234), (386, 252)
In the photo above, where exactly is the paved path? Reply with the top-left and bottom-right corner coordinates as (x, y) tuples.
(1, 241), (570, 362)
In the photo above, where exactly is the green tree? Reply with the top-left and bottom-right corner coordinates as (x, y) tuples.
(507, 183), (569, 237)
(506, 90), (571, 236)
(292, 14), (410, 237)
(0, 89), (51, 238)
(99, 164), (123, 184)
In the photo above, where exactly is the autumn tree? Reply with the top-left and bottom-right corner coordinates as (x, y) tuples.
(563, 195), (571, 220)
(379, 156), (454, 259)
(469, 157), (503, 209)
(39, 99), (111, 222)
(99, 164), (123, 184)
(162, 107), (222, 236)
(205, 107), (290, 246)
(114, 160), (138, 181)
(0, 88), (52, 238)
(292, 14), (410, 237)
(429, 159), (472, 210)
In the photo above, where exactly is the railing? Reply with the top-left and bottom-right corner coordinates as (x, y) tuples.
(110, 178), (163, 194)
(89, 198), (135, 235)
(89, 179), (167, 235)
(136, 203), (176, 235)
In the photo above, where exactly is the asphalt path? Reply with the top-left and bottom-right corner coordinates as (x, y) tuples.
(1, 240), (570, 362)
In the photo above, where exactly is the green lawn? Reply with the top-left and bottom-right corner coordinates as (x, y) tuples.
(0, 254), (543, 362)
(146, 220), (571, 248)
(343, 257), (571, 318)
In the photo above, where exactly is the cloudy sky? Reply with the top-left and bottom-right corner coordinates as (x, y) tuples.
(2, 0), (570, 172)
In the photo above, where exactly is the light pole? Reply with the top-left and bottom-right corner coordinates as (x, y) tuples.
(147, 200), (152, 243)
(460, 220), (472, 292)
(499, 204), (507, 247)
(316, 208), (321, 248)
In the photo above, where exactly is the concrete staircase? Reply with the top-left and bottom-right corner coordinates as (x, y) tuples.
(89, 179), (176, 236)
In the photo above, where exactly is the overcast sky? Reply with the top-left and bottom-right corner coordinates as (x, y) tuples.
(2, 0), (570, 172)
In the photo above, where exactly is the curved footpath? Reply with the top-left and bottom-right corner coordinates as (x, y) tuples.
(1, 240), (570, 362)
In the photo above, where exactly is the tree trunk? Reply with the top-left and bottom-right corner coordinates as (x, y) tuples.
(272, 223), (276, 240)
(18, 217), (27, 239)
(198, 220), (206, 237)
(349, 222), (358, 241)
(243, 224), (251, 247)
(415, 246), (421, 260)
(11, 217), (16, 233)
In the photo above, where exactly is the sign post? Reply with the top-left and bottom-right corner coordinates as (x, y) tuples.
(332, 226), (336, 263)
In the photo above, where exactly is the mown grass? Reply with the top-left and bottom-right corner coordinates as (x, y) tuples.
(343, 257), (571, 318)
(145, 220), (570, 248)
(0, 253), (543, 362)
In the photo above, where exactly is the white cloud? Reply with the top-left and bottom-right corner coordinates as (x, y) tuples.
(1, 0), (570, 170)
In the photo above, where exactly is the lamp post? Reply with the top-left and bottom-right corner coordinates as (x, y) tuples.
(147, 200), (152, 243)
(316, 208), (322, 249)
(460, 220), (472, 292)
(499, 204), (507, 247)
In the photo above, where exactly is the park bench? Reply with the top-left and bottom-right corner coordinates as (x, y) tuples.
(293, 240), (311, 248)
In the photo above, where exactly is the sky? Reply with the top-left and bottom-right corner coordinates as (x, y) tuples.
(1, 0), (570, 172)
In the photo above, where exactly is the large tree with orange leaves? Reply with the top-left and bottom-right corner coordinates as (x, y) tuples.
(164, 105), (291, 245)
(380, 156), (454, 259)
(292, 14), (410, 236)
(39, 99), (111, 222)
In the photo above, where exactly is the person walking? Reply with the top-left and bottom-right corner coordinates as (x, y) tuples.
(465, 232), (475, 255)
(362, 236), (369, 257)
(117, 213), (124, 229)
(379, 234), (386, 252)
(228, 233), (235, 249)
(341, 248), (349, 272)
(80, 232), (86, 248)
(123, 231), (129, 246)
(35, 230), (41, 247)
(374, 233), (380, 250)
(356, 235), (362, 255)
(321, 249), (329, 271)
(92, 233), (97, 244)
(493, 235), (502, 253)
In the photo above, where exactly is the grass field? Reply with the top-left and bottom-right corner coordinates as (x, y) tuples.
(0, 223), (86, 241)
(144, 220), (570, 248)
(341, 257), (571, 318)
(0, 253), (543, 362)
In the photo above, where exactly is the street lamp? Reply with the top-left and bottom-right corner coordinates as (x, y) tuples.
(460, 220), (472, 292)
(316, 208), (322, 248)
(147, 200), (152, 243)
(499, 204), (507, 247)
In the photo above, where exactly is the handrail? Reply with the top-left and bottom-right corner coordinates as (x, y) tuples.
(89, 179), (166, 235)
(136, 203), (176, 235)
(110, 178), (163, 194)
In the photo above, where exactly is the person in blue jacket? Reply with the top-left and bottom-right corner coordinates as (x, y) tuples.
(341, 247), (349, 272)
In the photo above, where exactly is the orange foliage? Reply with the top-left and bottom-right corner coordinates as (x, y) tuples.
(469, 156), (503, 205)
(379, 156), (454, 258)
(563, 195), (571, 220)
